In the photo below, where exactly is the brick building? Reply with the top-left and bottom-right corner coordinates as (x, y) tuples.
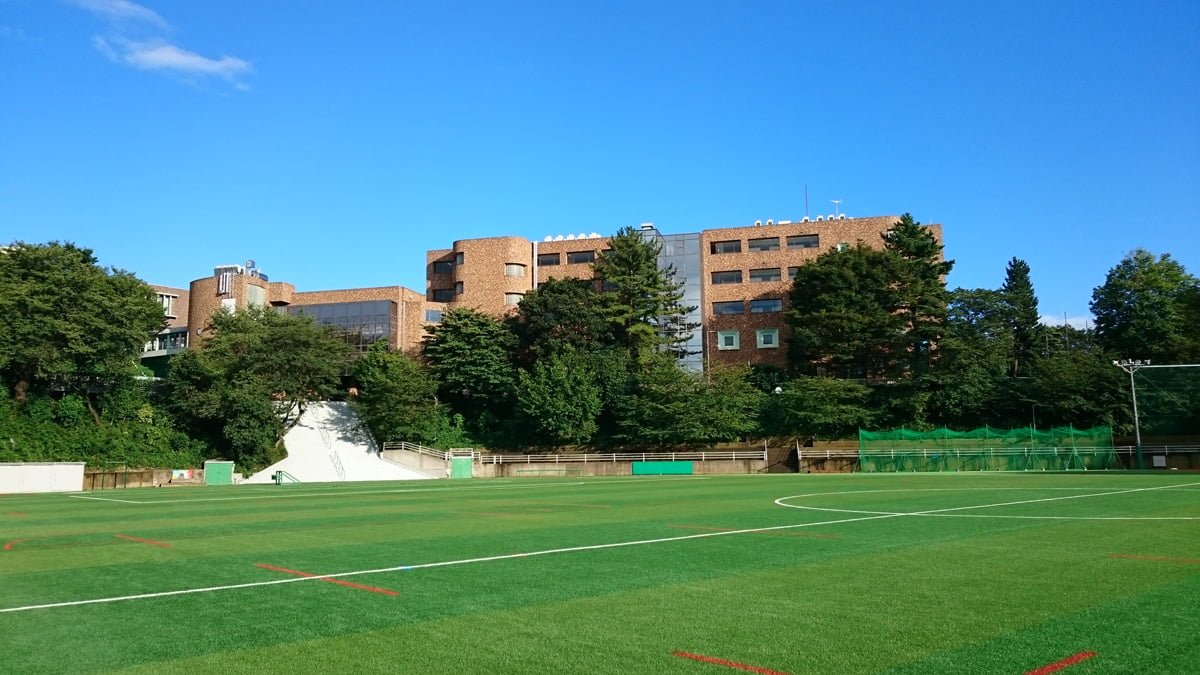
(426, 215), (943, 370)
(141, 214), (943, 373)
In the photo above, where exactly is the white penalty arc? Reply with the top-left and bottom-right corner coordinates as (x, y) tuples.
(774, 482), (1200, 521)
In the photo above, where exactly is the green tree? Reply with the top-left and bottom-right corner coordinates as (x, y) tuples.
(516, 349), (603, 445)
(421, 308), (517, 437)
(1090, 249), (1199, 363)
(166, 306), (350, 468)
(0, 242), (165, 408)
(353, 341), (464, 446)
(1001, 257), (1040, 377)
(928, 288), (1014, 427)
(512, 278), (614, 364)
(613, 357), (759, 445)
(882, 214), (955, 375)
(786, 244), (906, 377)
(761, 377), (875, 439)
(592, 226), (697, 362)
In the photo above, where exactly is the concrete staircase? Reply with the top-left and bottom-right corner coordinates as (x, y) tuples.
(243, 401), (436, 483)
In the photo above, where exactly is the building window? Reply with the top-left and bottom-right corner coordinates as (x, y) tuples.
(712, 301), (744, 315)
(432, 261), (453, 275)
(432, 289), (453, 302)
(567, 250), (596, 264)
(787, 234), (819, 249)
(157, 293), (177, 318)
(750, 298), (783, 313)
(788, 266), (800, 280)
(756, 328), (779, 348)
(504, 263), (525, 277)
(504, 293), (524, 306)
(537, 252), (560, 266)
(710, 240), (741, 254)
(716, 330), (740, 351)
(749, 268), (781, 283)
(454, 281), (464, 295)
(836, 242), (850, 252)
(748, 237), (780, 252)
(711, 270), (742, 285)
(425, 309), (443, 322)
(455, 252), (465, 265)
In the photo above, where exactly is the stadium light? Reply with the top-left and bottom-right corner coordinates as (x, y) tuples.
(1113, 359), (1146, 469)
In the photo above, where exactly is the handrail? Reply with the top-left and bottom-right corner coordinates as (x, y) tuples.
(477, 450), (767, 465)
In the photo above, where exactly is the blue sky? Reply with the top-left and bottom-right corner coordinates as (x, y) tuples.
(3, 0), (1197, 326)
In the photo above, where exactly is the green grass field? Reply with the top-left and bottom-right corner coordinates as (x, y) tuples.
(2, 473), (1199, 674)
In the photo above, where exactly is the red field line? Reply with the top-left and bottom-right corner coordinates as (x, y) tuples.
(255, 563), (398, 596)
(1110, 554), (1200, 564)
(5, 512), (29, 517)
(114, 534), (172, 548)
(1024, 651), (1097, 674)
(669, 525), (841, 539)
(673, 651), (792, 675)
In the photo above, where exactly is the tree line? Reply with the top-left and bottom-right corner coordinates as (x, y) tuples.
(2, 223), (1197, 470)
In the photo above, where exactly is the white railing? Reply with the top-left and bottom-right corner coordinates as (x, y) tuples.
(477, 450), (767, 465)
(381, 441), (456, 461)
(329, 452), (346, 481)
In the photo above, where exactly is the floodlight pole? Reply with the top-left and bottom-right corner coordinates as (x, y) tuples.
(1113, 359), (1146, 469)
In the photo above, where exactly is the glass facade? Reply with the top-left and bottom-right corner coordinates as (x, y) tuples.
(291, 300), (397, 354)
(651, 229), (703, 372)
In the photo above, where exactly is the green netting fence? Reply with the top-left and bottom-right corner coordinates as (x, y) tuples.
(858, 426), (1118, 472)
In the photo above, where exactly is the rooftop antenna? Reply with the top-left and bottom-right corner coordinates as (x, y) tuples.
(805, 185), (809, 219)
(830, 200), (842, 217)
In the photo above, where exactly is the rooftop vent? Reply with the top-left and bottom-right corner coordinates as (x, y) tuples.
(766, 219), (774, 226)
(778, 220), (792, 225)
(544, 236), (553, 242)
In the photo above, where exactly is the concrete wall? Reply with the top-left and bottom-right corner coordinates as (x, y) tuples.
(0, 462), (85, 493)
(381, 448), (450, 477)
(473, 459), (768, 478)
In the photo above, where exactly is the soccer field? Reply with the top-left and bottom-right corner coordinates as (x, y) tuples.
(2, 473), (1199, 674)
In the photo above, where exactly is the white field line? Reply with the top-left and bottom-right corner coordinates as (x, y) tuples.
(65, 495), (144, 504)
(10, 480), (1195, 615)
(63, 476), (709, 506)
(0, 511), (903, 614)
(774, 482), (1200, 517)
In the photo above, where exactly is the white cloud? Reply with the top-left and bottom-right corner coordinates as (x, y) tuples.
(96, 37), (251, 83)
(73, 1), (252, 89)
(71, 0), (169, 30)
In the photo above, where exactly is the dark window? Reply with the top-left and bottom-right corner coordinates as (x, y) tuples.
(788, 266), (801, 280)
(432, 289), (453, 302)
(712, 301), (744, 315)
(425, 309), (443, 322)
(711, 270), (742, 284)
(537, 252), (560, 266)
(748, 237), (780, 252)
(432, 261), (453, 274)
(787, 234), (819, 249)
(567, 250), (596, 264)
(710, 240), (741, 254)
(749, 268), (781, 282)
(454, 281), (464, 295)
(454, 252), (464, 265)
(750, 298), (783, 313)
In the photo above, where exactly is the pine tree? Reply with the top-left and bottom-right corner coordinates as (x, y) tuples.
(1000, 257), (1040, 377)
(592, 226), (697, 363)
